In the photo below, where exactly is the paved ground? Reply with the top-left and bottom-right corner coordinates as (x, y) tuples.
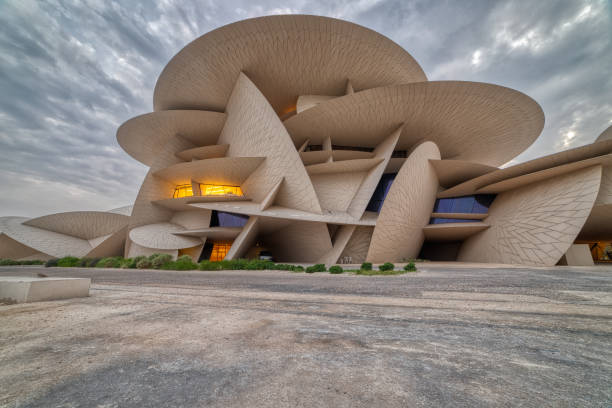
(1, 264), (611, 407)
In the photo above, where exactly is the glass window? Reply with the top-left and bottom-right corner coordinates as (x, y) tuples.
(210, 211), (249, 227)
(429, 218), (475, 224)
(366, 173), (397, 212)
(433, 194), (496, 214)
(200, 184), (243, 196)
(209, 241), (233, 261)
(434, 198), (453, 213)
(173, 184), (193, 198)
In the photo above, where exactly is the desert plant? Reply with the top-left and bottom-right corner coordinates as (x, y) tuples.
(329, 265), (343, 274)
(76, 258), (91, 267)
(121, 256), (146, 269)
(136, 258), (153, 269)
(150, 254), (173, 269)
(19, 260), (44, 265)
(163, 255), (198, 270)
(45, 258), (59, 267)
(360, 262), (372, 271)
(96, 257), (122, 268)
(379, 262), (395, 271)
(306, 263), (326, 273)
(198, 260), (222, 271)
(57, 256), (80, 267)
(404, 262), (417, 272)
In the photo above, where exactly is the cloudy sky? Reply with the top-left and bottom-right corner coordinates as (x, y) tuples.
(0, 0), (610, 217)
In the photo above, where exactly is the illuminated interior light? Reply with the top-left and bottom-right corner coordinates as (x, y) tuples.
(199, 184), (243, 196)
(173, 184), (193, 198)
(209, 241), (233, 261)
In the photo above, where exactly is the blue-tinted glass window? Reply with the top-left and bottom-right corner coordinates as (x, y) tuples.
(434, 198), (453, 213)
(433, 194), (496, 214)
(210, 211), (249, 227)
(473, 194), (496, 213)
(429, 218), (475, 224)
(452, 197), (474, 213)
(366, 173), (397, 212)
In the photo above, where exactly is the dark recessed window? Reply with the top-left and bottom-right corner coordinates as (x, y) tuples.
(433, 194), (496, 214)
(210, 211), (249, 227)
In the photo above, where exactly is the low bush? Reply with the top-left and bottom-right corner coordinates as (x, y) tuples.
(150, 254), (173, 269)
(121, 256), (146, 269)
(162, 255), (198, 271)
(0, 258), (45, 266)
(379, 262), (395, 271)
(198, 260), (222, 271)
(329, 265), (343, 274)
(290, 265), (304, 272)
(96, 257), (122, 268)
(404, 262), (417, 272)
(57, 256), (80, 267)
(45, 258), (59, 267)
(19, 260), (44, 265)
(353, 269), (406, 276)
(77, 258), (92, 267)
(305, 264), (326, 273)
(360, 262), (372, 271)
(136, 258), (153, 269)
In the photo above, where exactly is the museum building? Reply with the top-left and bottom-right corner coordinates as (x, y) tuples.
(1, 15), (611, 266)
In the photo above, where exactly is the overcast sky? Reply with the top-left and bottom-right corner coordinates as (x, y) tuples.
(0, 0), (610, 217)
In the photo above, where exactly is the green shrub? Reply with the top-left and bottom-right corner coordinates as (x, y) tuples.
(199, 260), (222, 271)
(57, 256), (80, 267)
(290, 265), (304, 272)
(360, 262), (372, 271)
(19, 260), (44, 265)
(136, 258), (153, 269)
(120, 256), (146, 269)
(246, 259), (274, 270)
(329, 265), (343, 274)
(77, 258), (91, 267)
(162, 255), (198, 271)
(353, 269), (406, 276)
(151, 254), (173, 269)
(96, 257), (122, 268)
(305, 264), (326, 273)
(379, 262), (395, 271)
(45, 258), (59, 267)
(404, 262), (417, 272)
(77, 258), (101, 267)
(0, 259), (19, 266)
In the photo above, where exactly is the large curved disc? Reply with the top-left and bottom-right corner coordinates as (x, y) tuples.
(284, 81), (545, 167)
(153, 15), (426, 114)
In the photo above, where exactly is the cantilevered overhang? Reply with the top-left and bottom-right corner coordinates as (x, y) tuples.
(117, 110), (226, 166)
(423, 222), (490, 242)
(189, 201), (377, 226)
(596, 124), (612, 142)
(284, 81), (544, 167)
(439, 139), (612, 197)
(153, 157), (265, 186)
(153, 15), (426, 114)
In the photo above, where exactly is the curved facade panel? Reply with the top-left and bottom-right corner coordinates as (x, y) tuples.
(4, 15), (610, 266)
(153, 15), (426, 113)
(367, 141), (441, 262)
(458, 166), (602, 266)
(284, 81), (544, 167)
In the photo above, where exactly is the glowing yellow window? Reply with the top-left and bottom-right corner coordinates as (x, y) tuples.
(209, 241), (232, 261)
(200, 184), (243, 196)
(173, 184), (193, 198)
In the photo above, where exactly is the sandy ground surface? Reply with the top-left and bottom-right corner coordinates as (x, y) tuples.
(0, 264), (611, 408)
